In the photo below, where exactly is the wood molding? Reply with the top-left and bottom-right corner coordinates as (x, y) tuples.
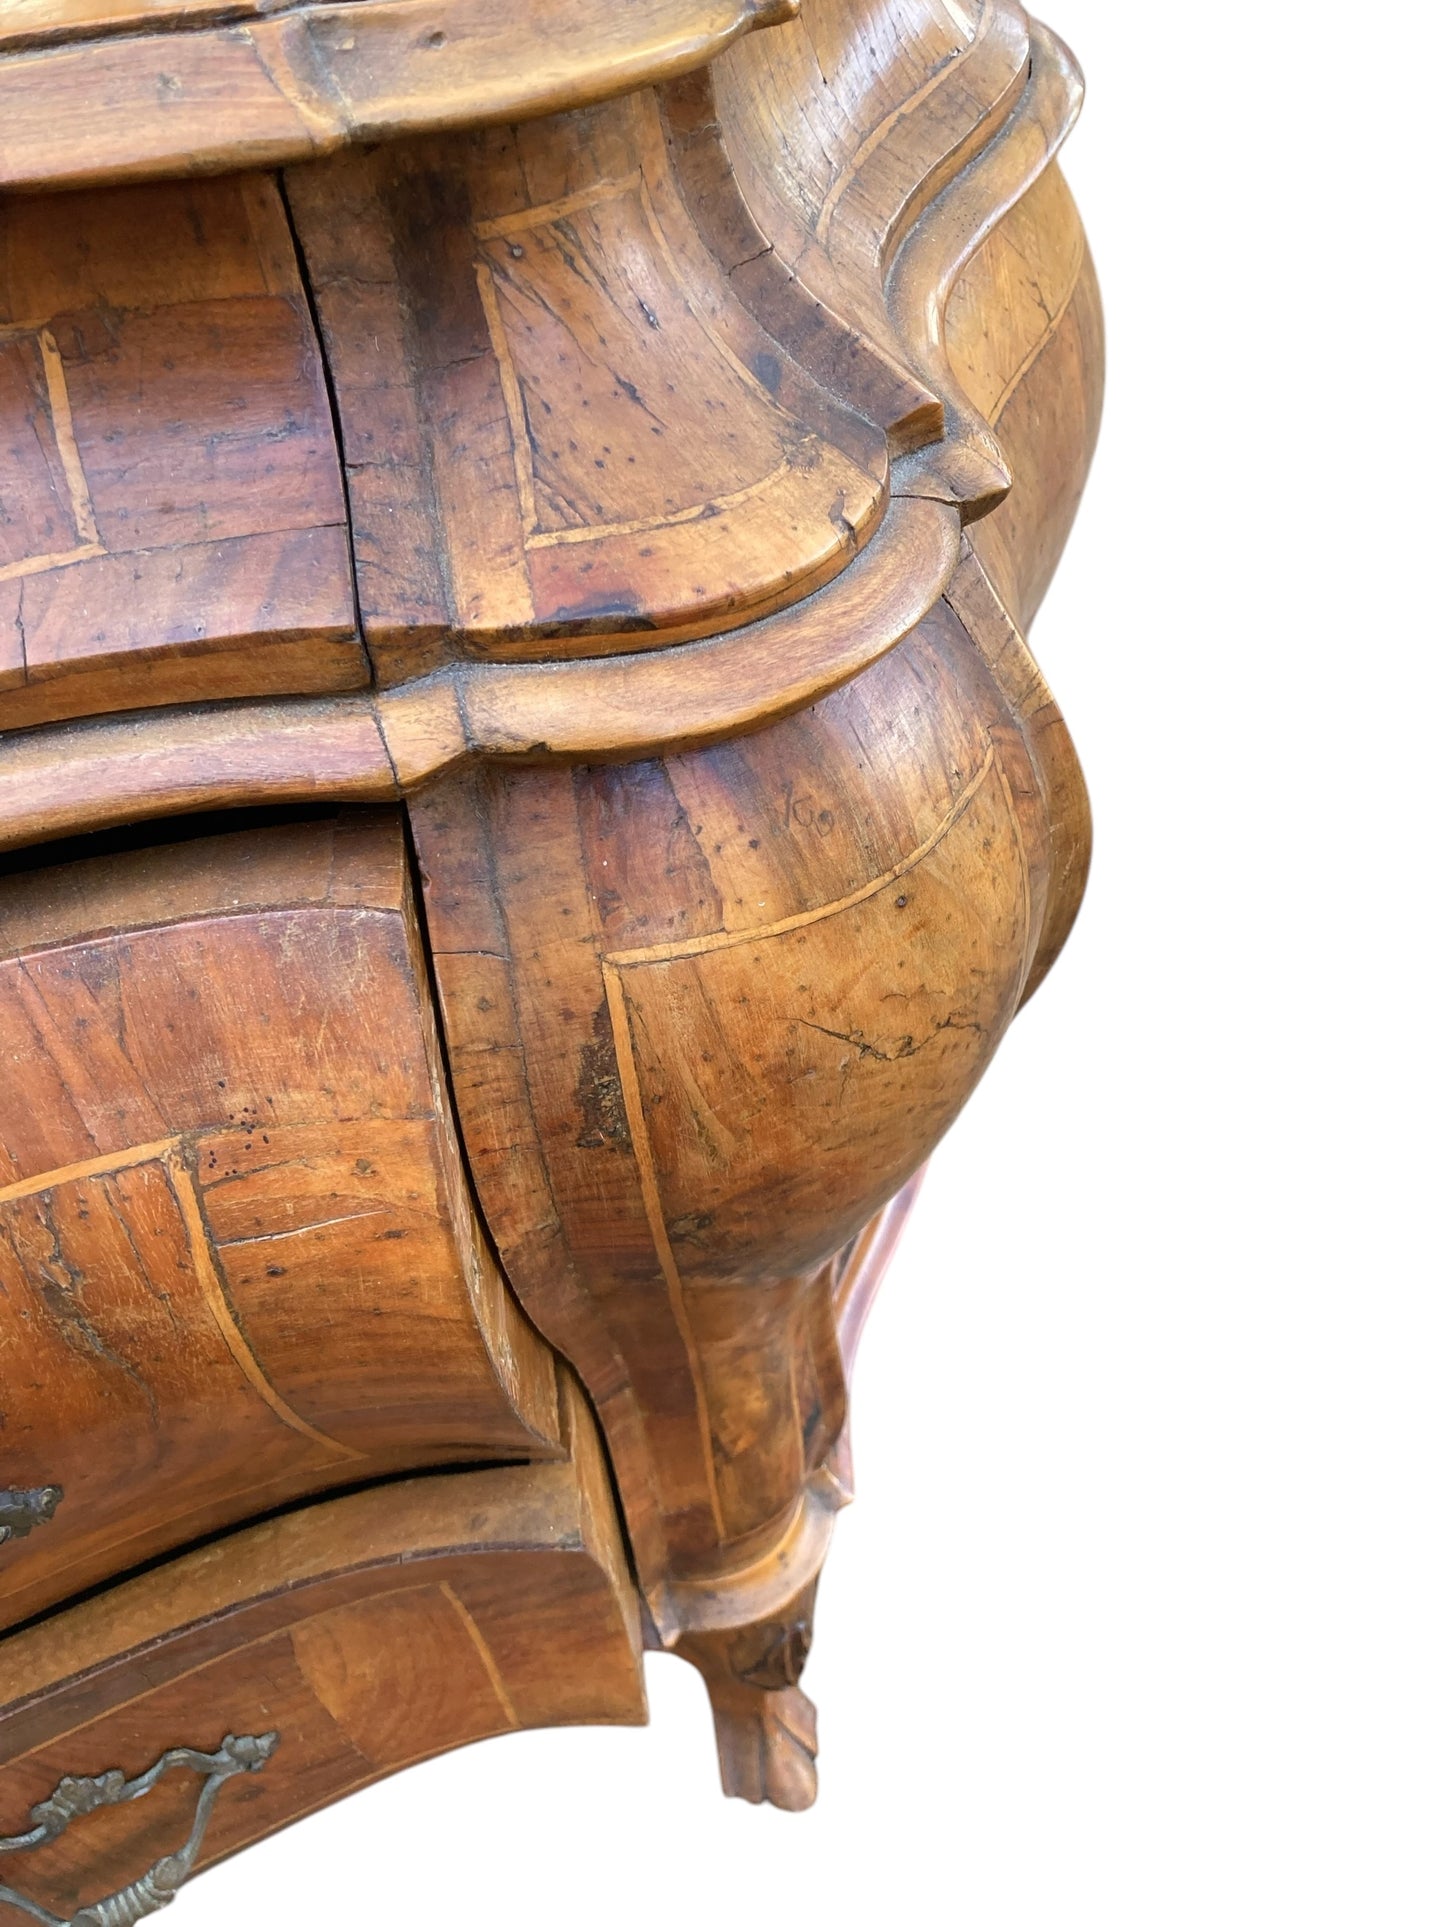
(0, 0), (798, 194)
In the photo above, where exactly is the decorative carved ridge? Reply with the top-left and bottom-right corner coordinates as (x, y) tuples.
(0, 1732), (279, 1927)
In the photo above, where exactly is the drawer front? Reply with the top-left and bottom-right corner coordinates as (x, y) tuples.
(0, 1382), (641, 1923)
(0, 173), (365, 734)
(0, 814), (559, 1632)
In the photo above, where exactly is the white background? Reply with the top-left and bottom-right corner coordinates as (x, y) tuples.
(199, 3), (1443, 1920)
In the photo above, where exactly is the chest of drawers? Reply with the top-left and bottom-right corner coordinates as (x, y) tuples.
(0, 0), (1100, 1914)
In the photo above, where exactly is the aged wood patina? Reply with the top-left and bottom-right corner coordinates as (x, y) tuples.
(0, 0), (1101, 1907)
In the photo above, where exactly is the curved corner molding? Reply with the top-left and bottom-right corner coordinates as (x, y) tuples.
(887, 23), (1085, 454)
(0, 1732), (279, 1927)
(662, 1473), (843, 1642)
(0, 0), (798, 195)
(0, 495), (958, 856)
(0, 1489), (62, 1548)
(705, 0), (1035, 520)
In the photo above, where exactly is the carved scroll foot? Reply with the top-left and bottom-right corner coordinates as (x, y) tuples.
(677, 1579), (821, 1810)
(699, 1677), (820, 1812)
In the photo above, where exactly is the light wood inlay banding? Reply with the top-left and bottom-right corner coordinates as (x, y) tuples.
(165, 1150), (365, 1465)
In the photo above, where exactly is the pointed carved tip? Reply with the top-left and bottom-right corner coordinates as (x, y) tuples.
(891, 424), (1014, 526)
(953, 423), (1014, 524)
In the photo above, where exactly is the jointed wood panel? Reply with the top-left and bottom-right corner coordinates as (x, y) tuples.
(285, 88), (888, 673)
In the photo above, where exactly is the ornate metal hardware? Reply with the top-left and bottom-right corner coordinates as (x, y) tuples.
(0, 1731), (278, 1927)
(0, 1490), (63, 1547)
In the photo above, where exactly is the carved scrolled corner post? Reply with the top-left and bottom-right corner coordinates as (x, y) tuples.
(665, 1183), (948, 1804)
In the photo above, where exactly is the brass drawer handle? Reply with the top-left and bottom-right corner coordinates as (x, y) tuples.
(0, 1489), (62, 1546)
(0, 1731), (278, 1927)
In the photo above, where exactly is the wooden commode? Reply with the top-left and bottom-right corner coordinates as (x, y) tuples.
(0, 0), (1102, 1916)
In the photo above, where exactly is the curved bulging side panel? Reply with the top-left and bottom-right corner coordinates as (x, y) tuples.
(0, 0), (1102, 1816)
(410, 585), (1058, 1614)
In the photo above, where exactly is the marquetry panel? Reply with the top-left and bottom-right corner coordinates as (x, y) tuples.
(285, 85), (888, 675)
(0, 814), (558, 1632)
(0, 174), (362, 733)
(0, 1419), (642, 1921)
(411, 596), (1052, 1592)
(606, 745), (1031, 1288)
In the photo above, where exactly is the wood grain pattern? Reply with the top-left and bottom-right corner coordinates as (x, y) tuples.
(0, 1379), (642, 1920)
(0, 813), (559, 1633)
(707, 0), (1034, 515)
(934, 153), (1103, 995)
(956, 160), (1106, 631)
(947, 537), (1093, 1003)
(0, 0), (797, 194)
(0, 492), (959, 852)
(0, 173), (362, 733)
(887, 19), (1090, 523)
(409, 592), (1054, 1635)
(285, 86), (887, 672)
(0, 0), (1102, 1835)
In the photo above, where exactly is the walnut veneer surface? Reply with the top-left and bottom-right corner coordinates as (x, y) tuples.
(0, 0), (1101, 1913)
